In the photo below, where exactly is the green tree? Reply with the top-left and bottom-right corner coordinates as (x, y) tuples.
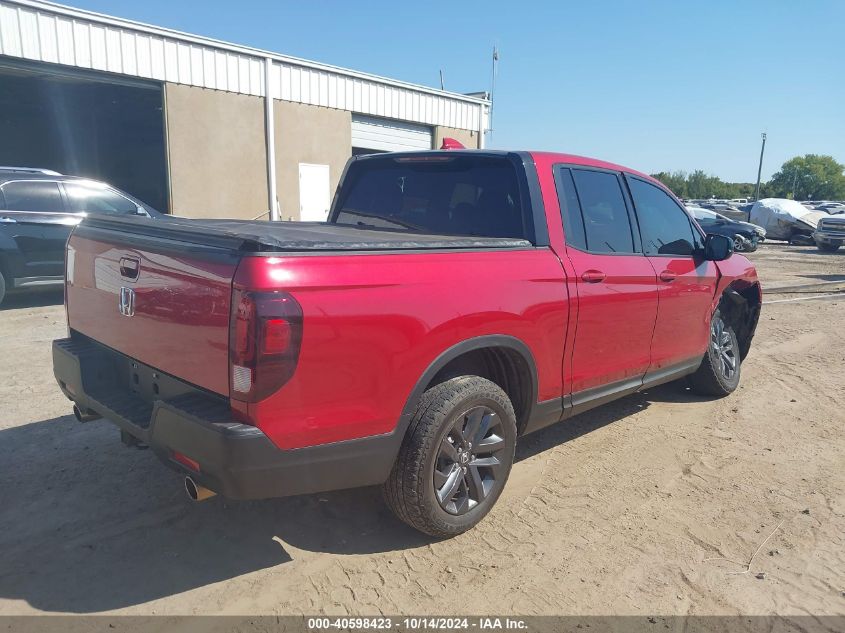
(651, 171), (688, 198)
(686, 170), (716, 199)
(767, 155), (845, 200)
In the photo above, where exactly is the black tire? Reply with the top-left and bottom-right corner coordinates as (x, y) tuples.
(818, 243), (840, 253)
(688, 309), (741, 397)
(0, 270), (5, 307)
(383, 376), (517, 538)
(733, 236), (745, 252)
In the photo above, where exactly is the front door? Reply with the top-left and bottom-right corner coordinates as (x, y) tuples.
(555, 167), (658, 407)
(625, 175), (719, 378)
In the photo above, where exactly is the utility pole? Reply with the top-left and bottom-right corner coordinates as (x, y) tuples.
(754, 132), (767, 202)
(487, 45), (498, 145)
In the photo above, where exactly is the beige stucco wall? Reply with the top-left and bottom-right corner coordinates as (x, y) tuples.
(434, 126), (480, 150)
(165, 83), (268, 219)
(273, 100), (351, 221)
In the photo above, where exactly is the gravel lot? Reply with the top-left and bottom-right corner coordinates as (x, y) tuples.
(0, 243), (842, 617)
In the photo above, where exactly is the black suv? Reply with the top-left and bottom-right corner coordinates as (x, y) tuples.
(0, 167), (161, 306)
(688, 206), (766, 253)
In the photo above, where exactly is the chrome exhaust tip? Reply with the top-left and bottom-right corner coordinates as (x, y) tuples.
(73, 404), (101, 423)
(184, 476), (216, 502)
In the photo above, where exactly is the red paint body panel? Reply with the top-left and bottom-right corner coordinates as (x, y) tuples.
(563, 249), (658, 392)
(233, 250), (568, 449)
(66, 235), (235, 395)
(645, 256), (719, 371)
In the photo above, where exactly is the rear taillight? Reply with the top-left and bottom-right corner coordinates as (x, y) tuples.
(229, 289), (303, 402)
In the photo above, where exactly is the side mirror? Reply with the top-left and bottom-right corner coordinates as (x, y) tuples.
(704, 234), (733, 261)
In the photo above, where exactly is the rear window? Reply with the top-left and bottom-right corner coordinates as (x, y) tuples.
(1, 181), (64, 212)
(332, 156), (532, 241)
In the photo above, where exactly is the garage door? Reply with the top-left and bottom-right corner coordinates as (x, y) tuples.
(351, 115), (432, 153)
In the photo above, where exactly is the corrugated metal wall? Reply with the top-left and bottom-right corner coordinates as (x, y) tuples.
(0, 0), (486, 132)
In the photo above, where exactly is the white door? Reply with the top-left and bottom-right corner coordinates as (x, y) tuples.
(351, 114), (433, 152)
(298, 163), (331, 222)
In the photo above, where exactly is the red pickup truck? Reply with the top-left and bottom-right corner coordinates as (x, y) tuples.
(53, 150), (761, 537)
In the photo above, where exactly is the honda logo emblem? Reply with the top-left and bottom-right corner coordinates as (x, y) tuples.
(118, 287), (135, 317)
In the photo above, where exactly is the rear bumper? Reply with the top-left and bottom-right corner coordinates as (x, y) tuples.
(52, 335), (398, 500)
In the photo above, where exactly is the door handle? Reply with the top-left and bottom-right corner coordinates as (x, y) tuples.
(119, 257), (140, 280)
(0, 216), (17, 224)
(581, 269), (606, 283)
(659, 270), (677, 282)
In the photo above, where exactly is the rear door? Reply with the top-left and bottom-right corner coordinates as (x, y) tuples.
(625, 175), (718, 378)
(0, 180), (74, 280)
(555, 166), (658, 406)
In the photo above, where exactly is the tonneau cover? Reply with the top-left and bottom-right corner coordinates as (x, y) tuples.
(80, 215), (532, 252)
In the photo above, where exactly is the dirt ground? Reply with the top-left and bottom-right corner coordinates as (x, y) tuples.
(0, 242), (842, 617)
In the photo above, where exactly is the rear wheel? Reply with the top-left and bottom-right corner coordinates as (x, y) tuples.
(688, 309), (741, 397)
(818, 242), (841, 252)
(383, 376), (517, 538)
(0, 270), (6, 307)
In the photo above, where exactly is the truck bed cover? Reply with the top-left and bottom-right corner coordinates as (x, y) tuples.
(79, 216), (532, 252)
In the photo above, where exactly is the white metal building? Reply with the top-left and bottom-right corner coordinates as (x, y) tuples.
(0, 0), (490, 219)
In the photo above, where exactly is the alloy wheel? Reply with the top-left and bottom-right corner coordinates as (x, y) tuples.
(711, 315), (737, 381)
(433, 405), (507, 515)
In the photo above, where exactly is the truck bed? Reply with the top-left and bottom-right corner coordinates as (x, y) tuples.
(80, 215), (532, 252)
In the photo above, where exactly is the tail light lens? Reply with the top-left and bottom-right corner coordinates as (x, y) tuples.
(229, 289), (303, 403)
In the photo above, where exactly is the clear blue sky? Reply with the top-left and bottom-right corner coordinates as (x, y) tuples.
(66, 0), (844, 182)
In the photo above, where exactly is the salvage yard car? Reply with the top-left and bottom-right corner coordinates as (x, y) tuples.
(749, 198), (829, 245)
(52, 150), (762, 537)
(813, 214), (845, 252)
(0, 167), (161, 306)
(688, 206), (765, 252)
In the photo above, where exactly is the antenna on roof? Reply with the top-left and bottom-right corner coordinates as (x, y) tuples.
(439, 69), (445, 91)
(487, 45), (499, 146)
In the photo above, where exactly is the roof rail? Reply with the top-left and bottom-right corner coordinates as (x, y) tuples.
(0, 166), (63, 176)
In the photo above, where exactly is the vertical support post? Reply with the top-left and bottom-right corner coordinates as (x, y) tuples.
(264, 57), (279, 221)
(478, 103), (488, 149)
(754, 132), (767, 202)
(486, 45), (498, 147)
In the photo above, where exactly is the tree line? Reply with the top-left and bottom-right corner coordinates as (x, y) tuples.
(651, 154), (845, 201)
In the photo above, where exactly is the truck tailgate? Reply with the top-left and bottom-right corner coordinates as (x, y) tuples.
(66, 223), (239, 396)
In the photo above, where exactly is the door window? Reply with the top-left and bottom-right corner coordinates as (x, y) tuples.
(555, 167), (587, 250)
(570, 169), (635, 254)
(64, 182), (140, 215)
(629, 178), (697, 256)
(1, 181), (64, 212)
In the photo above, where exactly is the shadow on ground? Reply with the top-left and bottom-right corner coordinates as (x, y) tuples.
(0, 383), (695, 613)
(0, 290), (64, 311)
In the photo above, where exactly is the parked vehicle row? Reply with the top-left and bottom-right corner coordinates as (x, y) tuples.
(687, 207), (765, 252)
(0, 167), (161, 306)
(52, 149), (761, 538)
(687, 196), (845, 253)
